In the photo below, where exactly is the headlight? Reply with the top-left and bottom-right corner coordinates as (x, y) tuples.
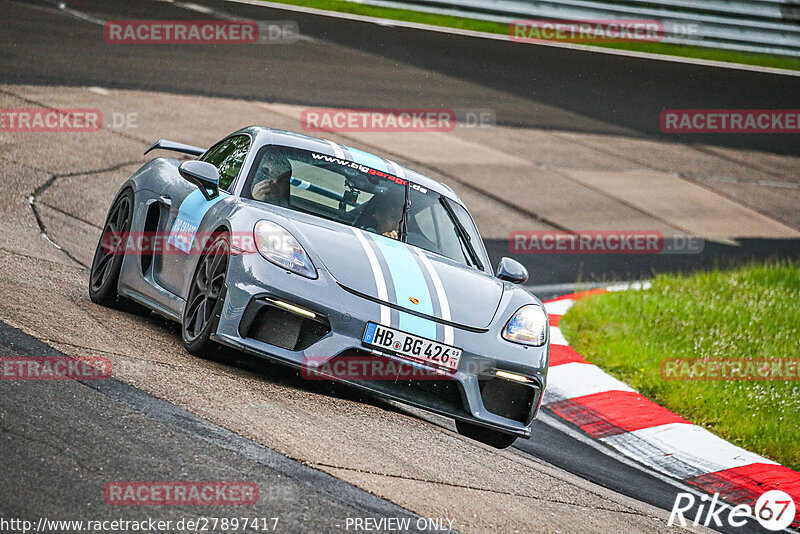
(253, 220), (317, 279)
(502, 305), (548, 346)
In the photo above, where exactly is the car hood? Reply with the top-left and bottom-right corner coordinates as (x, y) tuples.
(289, 216), (504, 330)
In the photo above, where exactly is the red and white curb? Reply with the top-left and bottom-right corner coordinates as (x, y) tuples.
(541, 287), (800, 528)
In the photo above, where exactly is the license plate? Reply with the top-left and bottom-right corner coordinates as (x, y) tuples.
(362, 322), (462, 374)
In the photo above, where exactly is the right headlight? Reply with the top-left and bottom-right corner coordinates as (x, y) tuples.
(253, 220), (317, 279)
(502, 305), (548, 346)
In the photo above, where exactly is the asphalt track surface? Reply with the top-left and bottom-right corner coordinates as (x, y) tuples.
(0, 321), (423, 533)
(0, 0), (797, 532)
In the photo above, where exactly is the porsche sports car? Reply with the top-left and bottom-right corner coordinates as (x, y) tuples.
(89, 127), (550, 448)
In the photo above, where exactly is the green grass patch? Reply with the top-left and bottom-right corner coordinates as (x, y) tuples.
(263, 0), (800, 71)
(559, 262), (800, 470)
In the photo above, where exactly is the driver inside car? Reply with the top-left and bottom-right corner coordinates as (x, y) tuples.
(251, 153), (292, 207)
(356, 192), (404, 240)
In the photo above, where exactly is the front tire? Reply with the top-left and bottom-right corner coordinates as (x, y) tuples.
(89, 189), (134, 307)
(456, 420), (519, 449)
(182, 232), (230, 358)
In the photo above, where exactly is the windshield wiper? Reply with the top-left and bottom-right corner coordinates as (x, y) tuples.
(439, 197), (483, 271)
(399, 180), (410, 241)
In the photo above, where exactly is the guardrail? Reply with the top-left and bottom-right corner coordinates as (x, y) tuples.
(357, 0), (800, 56)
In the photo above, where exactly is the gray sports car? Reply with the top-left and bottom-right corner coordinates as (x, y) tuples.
(89, 127), (550, 448)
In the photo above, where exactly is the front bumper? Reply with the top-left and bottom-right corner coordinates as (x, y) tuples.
(212, 253), (549, 438)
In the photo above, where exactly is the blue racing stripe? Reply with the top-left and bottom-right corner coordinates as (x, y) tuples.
(371, 234), (437, 339)
(167, 189), (228, 253)
(345, 146), (390, 173)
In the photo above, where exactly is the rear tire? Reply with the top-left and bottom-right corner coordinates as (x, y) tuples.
(89, 189), (134, 307)
(182, 232), (230, 358)
(456, 420), (518, 449)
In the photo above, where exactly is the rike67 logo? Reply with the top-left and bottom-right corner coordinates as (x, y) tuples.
(669, 490), (796, 531)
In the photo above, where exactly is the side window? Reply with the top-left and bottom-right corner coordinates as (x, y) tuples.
(413, 206), (437, 243)
(201, 135), (250, 191)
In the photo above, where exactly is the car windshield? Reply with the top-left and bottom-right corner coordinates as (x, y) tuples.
(243, 145), (489, 270)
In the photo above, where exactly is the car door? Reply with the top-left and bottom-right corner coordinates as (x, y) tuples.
(153, 134), (251, 296)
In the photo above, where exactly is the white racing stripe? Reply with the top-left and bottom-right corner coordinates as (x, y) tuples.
(325, 139), (346, 159)
(413, 247), (454, 345)
(351, 228), (391, 326)
(602, 422), (777, 479)
(543, 362), (635, 403)
(544, 299), (574, 316)
(385, 159), (406, 179)
(375, 160), (454, 344)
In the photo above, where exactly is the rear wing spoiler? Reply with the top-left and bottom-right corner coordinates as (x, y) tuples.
(144, 139), (206, 157)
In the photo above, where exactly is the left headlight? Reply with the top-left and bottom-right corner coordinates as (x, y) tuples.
(254, 220), (317, 279)
(502, 305), (548, 346)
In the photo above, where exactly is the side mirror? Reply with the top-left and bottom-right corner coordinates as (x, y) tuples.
(496, 257), (529, 284)
(179, 161), (220, 200)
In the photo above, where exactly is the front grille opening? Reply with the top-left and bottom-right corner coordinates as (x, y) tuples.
(246, 305), (330, 351)
(332, 350), (468, 417)
(479, 374), (538, 424)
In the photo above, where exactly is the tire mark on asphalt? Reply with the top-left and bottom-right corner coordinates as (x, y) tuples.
(28, 160), (142, 269)
(40, 201), (103, 230)
(28, 193), (88, 268)
(0, 90), (148, 268)
(0, 88), (154, 268)
(0, 246), (84, 271)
